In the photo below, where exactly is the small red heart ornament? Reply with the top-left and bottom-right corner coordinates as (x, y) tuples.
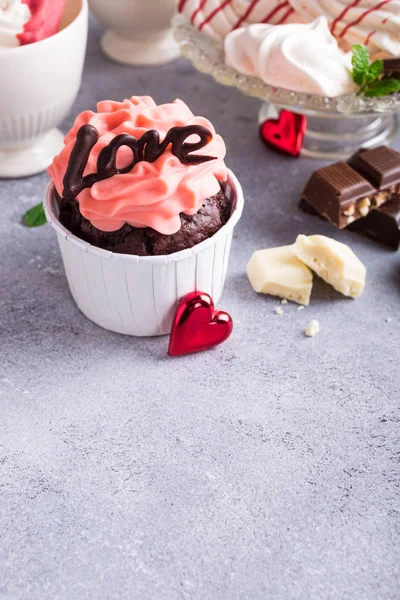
(260, 110), (307, 158)
(168, 291), (233, 357)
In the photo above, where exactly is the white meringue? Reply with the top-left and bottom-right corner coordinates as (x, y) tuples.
(0, 0), (31, 48)
(224, 16), (358, 96)
(289, 0), (400, 56)
(178, 0), (303, 42)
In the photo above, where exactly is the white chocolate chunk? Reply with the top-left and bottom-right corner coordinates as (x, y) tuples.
(247, 245), (313, 306)
(294, 235), (366, 299)
(305, 320), (320, 337)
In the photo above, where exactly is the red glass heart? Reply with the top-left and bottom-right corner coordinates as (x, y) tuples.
(168, 291), (233, 357)
(260, 110), (307, 158)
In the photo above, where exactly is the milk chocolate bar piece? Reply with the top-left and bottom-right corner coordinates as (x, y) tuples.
(301, 162), (376, 228)
(302, 147), (400, 229)
(300, 196), (400, 250)
(348, 146), (400, 190)
(349, 195), (400, 250)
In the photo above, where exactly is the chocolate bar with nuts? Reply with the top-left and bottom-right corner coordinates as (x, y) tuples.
(301, 162), (376, 228)
(300, 195), (400, 250)
(349, 195), (400, 250)
(301, 146), (400, 229)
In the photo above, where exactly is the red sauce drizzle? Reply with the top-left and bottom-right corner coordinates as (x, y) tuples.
(331, 0), (362, 36)
(199, 0), (234, 30)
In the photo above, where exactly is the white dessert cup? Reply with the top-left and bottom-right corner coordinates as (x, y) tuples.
(0, 0), (88, 178)
(44, 170), (244, 337)
(88, 0), (180, 66)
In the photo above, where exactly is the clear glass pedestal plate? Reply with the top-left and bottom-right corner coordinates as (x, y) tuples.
(173, 14), (400, 160)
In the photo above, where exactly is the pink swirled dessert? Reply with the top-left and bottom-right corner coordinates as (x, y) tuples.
(178, 0), (399, 98)
(48, 96), (231, 256)
(290, 0), (400, 56)
(225, 16), (358, 95)
(179, 0), (399, 56)
(0, 0), (66, 48)
(177, 0), (304, 41)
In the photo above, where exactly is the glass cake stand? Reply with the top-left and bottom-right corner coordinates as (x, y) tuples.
(172, 14), (400, 160)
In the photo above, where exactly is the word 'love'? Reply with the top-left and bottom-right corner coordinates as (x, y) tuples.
(62, 124), (216, 200)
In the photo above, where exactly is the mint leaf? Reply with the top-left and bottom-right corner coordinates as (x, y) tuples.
(23, 202), (47, 227)
(366, 59), (383, 83)
(352, 45), (397, 97)
(352, 44), (370, 85)
(364, 78), (400, 97)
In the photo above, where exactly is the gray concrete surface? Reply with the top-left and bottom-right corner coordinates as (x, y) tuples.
(1, 16), (399, 600)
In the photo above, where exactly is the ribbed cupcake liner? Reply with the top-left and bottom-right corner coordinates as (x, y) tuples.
(44, 170), (244, 336)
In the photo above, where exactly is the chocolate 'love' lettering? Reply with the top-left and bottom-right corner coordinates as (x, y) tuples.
(62, 124), (217, 200)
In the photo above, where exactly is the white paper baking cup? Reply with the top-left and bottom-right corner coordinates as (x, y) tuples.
(44, 170), (244, 336)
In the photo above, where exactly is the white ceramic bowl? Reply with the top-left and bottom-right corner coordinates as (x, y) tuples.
(88, 0), (180, 66)
(44, 170), (244, 337)
(0, 0), (88, 178)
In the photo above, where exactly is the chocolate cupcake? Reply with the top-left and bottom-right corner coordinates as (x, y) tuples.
(45, 96), (244, 336)
(49, 96), (230, 251)
(58, 187), (232, 256)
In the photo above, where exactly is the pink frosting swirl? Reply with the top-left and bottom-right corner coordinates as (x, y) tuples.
(19, 0), (66, 46)
(48, 97), (228, 235)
